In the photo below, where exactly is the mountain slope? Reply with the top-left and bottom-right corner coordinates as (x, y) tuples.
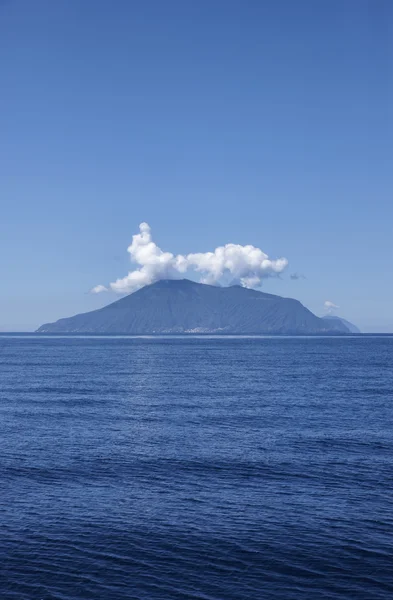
(321, 315), (361, 334)
(37, 279), (351, 334)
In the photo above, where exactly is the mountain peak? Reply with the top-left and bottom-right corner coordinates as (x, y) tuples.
(149, 278), (199, 287)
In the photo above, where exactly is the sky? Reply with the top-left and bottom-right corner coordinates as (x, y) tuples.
(1, 0), (392, 332)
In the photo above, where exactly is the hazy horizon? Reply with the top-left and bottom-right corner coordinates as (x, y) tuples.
(0, 274), (392, 334)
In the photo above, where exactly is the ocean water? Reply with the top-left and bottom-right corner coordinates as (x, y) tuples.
(1, 335), (393, 600)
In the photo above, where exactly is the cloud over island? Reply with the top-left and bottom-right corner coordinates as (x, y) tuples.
(92, 222), (288, 295)
(324, 300), (339, 313)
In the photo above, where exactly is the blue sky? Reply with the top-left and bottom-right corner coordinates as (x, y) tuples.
(1, 0), (392, 332)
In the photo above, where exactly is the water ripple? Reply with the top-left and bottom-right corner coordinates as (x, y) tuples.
(1, 336), (393, 599)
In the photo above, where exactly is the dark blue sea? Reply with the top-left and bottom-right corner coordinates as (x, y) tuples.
(1, 335), (393, 599)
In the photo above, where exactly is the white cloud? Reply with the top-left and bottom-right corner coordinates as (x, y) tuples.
(324, 300), (339, 313)
(94, 222), (288, 294)
(91, 284), (108, 294)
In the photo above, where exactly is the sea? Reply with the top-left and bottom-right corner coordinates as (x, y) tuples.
(1, 335), (393, 599)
